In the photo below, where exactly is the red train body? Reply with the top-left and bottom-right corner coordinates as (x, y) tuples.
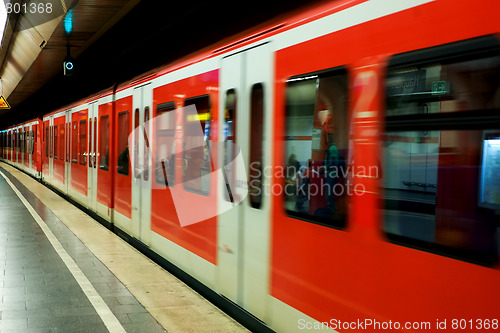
(2, 0), (500, 331)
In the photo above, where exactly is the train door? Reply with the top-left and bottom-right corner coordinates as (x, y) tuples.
(48, 116), (54, 183)
(88, 102), (98, 211)
(64, 111), (71, 194)
(218, 43), (273, 320)
(132, 84), (153, 245)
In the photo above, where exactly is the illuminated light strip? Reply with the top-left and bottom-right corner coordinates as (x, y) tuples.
(187, 113), (210, 121)
(0, 171), (126, 333)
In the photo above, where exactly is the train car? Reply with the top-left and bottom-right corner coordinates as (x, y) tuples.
(1, 0), (500, 332)
(1, 118), (41, 178)
(41, 89), (115, 220)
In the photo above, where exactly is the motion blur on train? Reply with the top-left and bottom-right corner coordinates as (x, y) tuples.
(1, 0), (500, 331)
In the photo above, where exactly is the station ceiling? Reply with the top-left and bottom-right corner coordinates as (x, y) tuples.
(0, 0), (139, 118)
(0, 0), (314, 127)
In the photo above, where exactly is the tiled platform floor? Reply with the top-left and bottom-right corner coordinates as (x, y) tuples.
(0, 163), (247, 333)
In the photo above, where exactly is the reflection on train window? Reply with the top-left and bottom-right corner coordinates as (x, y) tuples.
(183, 95), (211, 195)
(99, 115), (110, 171)
(383, 38), (500, 265)
(249, 84), (264, 209)
(59, 124), (65, 161)
(155, 102), (176, 187)
(284, 68), (349, 228)
(223, 89), (236, 202)
(79, 119), (87, 166)
(71, 121), (78, 163)
(117, 111), (130, 176)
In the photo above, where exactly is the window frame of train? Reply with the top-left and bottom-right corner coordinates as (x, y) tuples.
(383, 35), (500, 266)
(283, 66), (349, 230)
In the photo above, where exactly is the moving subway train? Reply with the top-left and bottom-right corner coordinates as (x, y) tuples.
(2, 0), (500, 331)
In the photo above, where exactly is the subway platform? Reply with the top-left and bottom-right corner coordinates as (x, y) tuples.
(0, 162), (247, 333)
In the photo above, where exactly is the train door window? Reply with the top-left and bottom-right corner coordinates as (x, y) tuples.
(79, 119), (87, 166)
(59, 124), (65, 160)
(45, 125), (49, 158)
(144, 107), (150, 181)
(224, 89), (237, 202)
(34, 125), (37, 154)
(249, 84), (265, 209)
(20, 131), (24, 153)
(89, 118), (93, 167)
(23, 129), (27, 153)
(72, 121), (78, 163)
(99, 115), (110, 170)
(155, 102), (176, 187)
(183, 95), (211, 195)
(53, 126), (58, 159)
(28, 130), (31, 155)
(283, 68), (349, 228)
(134, 109), (140, 178)
(383, 36), (500, 265)
(49, 127), (52, 157)
(93, 117), (97, 168)
(25, 128), (28, 153)
(117, 111), (130, 175)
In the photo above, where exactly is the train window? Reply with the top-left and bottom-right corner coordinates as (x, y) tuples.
(99, 115), (110, 171)
(383, 36), (500, 265)
(183, 95), (211, 195)
(223, 89), (237, 202)
(155, 102), (176, 187)
(284, 69), (349, 228)
(54, 126), (58, 159)
(72, 121), (78, 163)
(79, 119), (87, 166)
(117, 111), (130, 176)
(249, 84), (265, 209)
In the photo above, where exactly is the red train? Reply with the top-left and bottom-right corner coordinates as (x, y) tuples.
(2, 0), (500, 331)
